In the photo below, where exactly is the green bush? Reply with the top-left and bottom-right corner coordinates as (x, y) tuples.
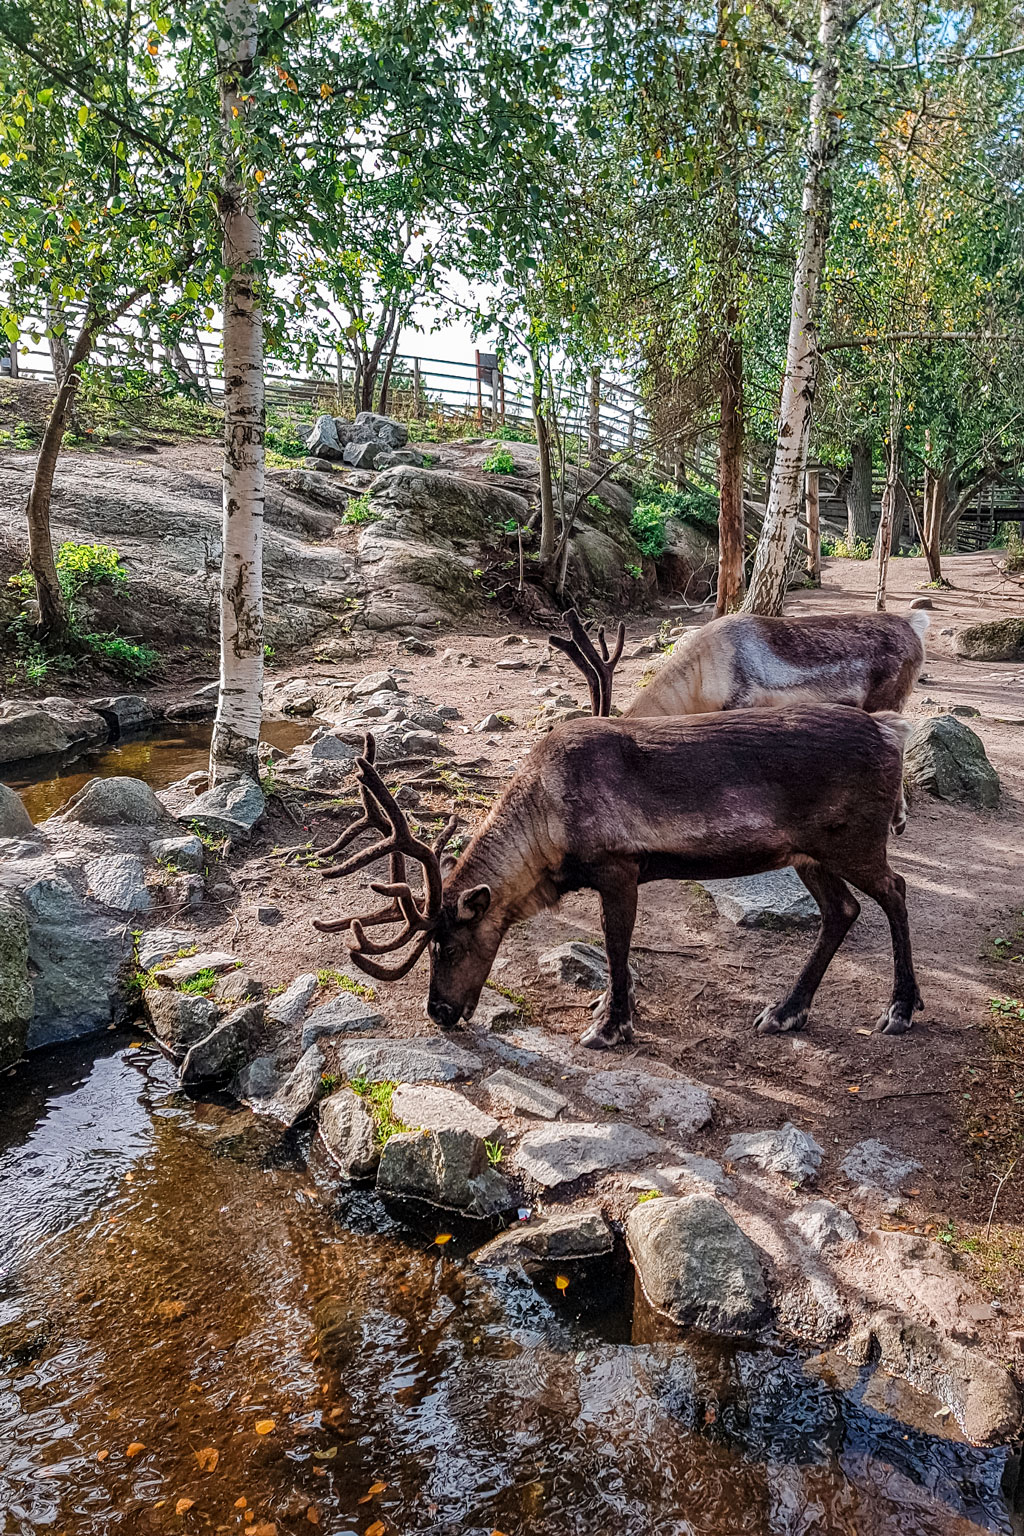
(821, 535), (872, 560)
(83, 633), (158, 675)
(265, 410), (307, 460)
(633, 481), (719, 540)
(482, 446), (516, 475)
(629, 502), (669, 559)
(7, 541), (157, 680)
(342, 494), (379, 525)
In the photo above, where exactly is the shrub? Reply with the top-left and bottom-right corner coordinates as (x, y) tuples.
(83, 633), (158, 676)
(482, 446), (516, 475)
(632, 481), (719, 545)
(821, 535), (872, 560)
(342, 493), (379, 525)
(629, 502), (669, 559)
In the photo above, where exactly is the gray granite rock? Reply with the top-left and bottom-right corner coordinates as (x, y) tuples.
(20, 874), (129, 1049)
(484, 1068), (567, 1120)
(343, 439), (381, 470)
(700, 868), (819, 928)
(391, 1083), (501, 1141)
(300, 992), (384, 1050)
(63, 775), (175, 830)
(954, 616), (1024, 663)
(334, 1037), (482, 1084)
(627, 1194), (769, 1334)
(377, 1127), (512, 1215)
(263, 1044), (325, 1126)
(180, 1002), (264, 1086)
(305, 412), (346, 460)
(349, 670), (398, 700)
(0, 701), (71, 764)
(38, 696), (108, 745)
(0, 784), (33, 839)
(0, 893), (31, 1068)
(538, 942), (609, 989)
(136, 928), (195, 971)
(470, 1209), (614, 1268)
(183, 775), (266, 838)
(630, 1154), (736, 1197)
(144, 988), (220, 1057)
(470, 987), (520, 1031)
(149, 834), (204, 873)
(581, 1070), (714, 1134)
(725, 1122), (824, 1183)
(318, 1088), (380, 1180)
(85, 853), (152, 913)
(840, 1138), (921, 1191)
(154, 951), (239, 985)
(904, 716), (1000, 809)
(266, 973), (318, 1027)
(787, 1199), (859, 1252)
(516, 1121), (660, 1188)
(88, 694), (156, 734)
(310, 733), (359, 763)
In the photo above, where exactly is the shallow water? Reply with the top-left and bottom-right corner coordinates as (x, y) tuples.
(7, 720), (310, 823)
(0, 1040), (1018, 1536)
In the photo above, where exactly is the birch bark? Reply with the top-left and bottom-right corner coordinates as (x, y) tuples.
(742, 0), (845, 615)
(210, 0), (265, 785)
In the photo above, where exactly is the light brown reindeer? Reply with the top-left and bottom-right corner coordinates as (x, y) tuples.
(313, 711), (922, 1050)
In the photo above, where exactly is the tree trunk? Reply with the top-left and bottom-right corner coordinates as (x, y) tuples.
(805, 468), (820, 583)
(210, 0), (265, 786)
(26, 317), (96, 638)
(874, 449), (899, 610)
(846, 435), (872, 543)
(741, 0), (844, 615)
(716, 328), (745, 615)
(587, 367), (601, 465)
(377, 326), (401, 416)
(532, 350), (556, 570)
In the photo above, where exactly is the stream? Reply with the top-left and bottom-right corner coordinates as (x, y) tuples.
(0, 1038), (1019, 1536)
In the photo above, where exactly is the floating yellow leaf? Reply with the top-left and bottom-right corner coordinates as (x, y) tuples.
(175, 1498), (195, 1515)
(126, 1441), (145, 1458)
(555, 1274), (569, 1292)
(254, 1420), (276, 1436)
(358, 1481), (387, 1502)
(195, 1446), (219, 1473)
(434, 1234), (452, 1246)
(156, 1299), (187, 1321)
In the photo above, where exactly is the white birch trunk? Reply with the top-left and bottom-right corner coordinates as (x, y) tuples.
(742, 0), (845, 615)
(210, 0), (265, 785)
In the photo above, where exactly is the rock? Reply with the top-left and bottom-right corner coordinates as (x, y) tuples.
(495, 658), (527, 672)
(38, 697), (109, 745)
(955, 617), (1024, 662)
(257, 903), (282, 925)
(399, 634), (435, 654)
(317, 1088), (380, 1180)
(377, 1127), (512, 1215)
(538, 942), (610, 989)
(840, 1138), (921, 1191)
(904, 716), (1000, 809)
(700, 868), (819, 928)
(475, 714), (509, 732)
(399, 727), (439, 756)
(580, 1071), (714, 1134)
(183, 775), (266, 838)
(0, 702), (71, 764)
(88, 694), (156, 735)
(354, 411), (409, 449)
(19, 874), (128, 1049)
(516, 1121), (660, 1188)
(948, 703), (981, 718)
(309, 734), (359, 764)
(343, 439), (382, 470)
(376, 448), (424, 469)
(0, 894), (32, 1068)
(136, 928), (194, 971)
(349, 670), (398, 700)
(180, 1001), (265, 1086)
(654, 518), (718, 603)
(909, 596), (933, 610)
(210, 968), (262, 1004)
(266, 973), (318, 1027)
(630, 1154), (736, 1197)
(149, 834), (205, 873)
(210, 1110), (289, 1166)
(627, 1193), (768, 1333)
(63, 775), (175, 830)
(334, 1037), (482, 1084)
(154, 951), (239, 985)
(391, 1084), (501, 1141)
(484, 1068), (568, 1120)
(144, 988), (220, 1057)
(471, 1209), (614, 1268)
(0, 784), (33, 838)
(300, 992), (384, 1050)
(787, 1199), (859, 1252)
(235, 1053), (282, 1102)
(471, 987), (520, 1030)
(84, 853), (152, 913)
(847, 1309), (1020, 1445)
(164, 698), (216, 723)
(263, 1044), (325, 1127)
(305, 413), (346, 461)
(724, 1122), (824, 1183)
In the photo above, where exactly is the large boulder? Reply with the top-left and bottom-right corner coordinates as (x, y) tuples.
(305, 413), (347, 461)
(626, 1193), (769, 1334)
(353, 411), (409, 449)
(655, 518), (717, 601)
(0, 702), (70, 765)
(904, 715), (1000, 809)
(317, 1088), (380, 1181)
(63, 775), (176, 830)
(0, 893), (32, 1068)
(0, 784), (33, 839)
(19, 873), (129, 1048)
(88, 694), (156, 735)
(955, 617), (1024, 662)
(39, 697), (109, 746)
(377, 1126), (512, 1215)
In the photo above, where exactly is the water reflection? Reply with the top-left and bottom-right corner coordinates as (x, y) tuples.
(0, 1042), (1016, 1535)
(6, 720), (310, 823)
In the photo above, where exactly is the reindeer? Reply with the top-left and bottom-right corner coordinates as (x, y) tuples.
(313, 711), (922, 1050)
(550, 607), (929, 833)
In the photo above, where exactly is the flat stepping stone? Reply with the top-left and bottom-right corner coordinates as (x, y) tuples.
(516, 1121), (660, 1188)
(471, 1209), (613, 1267)
(630, 1153), (735, 1197)
(391, 1084), (501, 1141)
(137, 927), (194, 971)
(334, 1037), (482, 1084)
(154, 951), (239, 985)
(484, 1068), (567, 1121)
(301, 993), (383, 1049)
(840, 1138), (921, 1192)
(700, 869), (819, 928)
(581, 1070), (713, 1133)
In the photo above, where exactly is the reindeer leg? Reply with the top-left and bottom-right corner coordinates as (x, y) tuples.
(755, 863), (860, 1036)
(861, 866), (923, 1035)
(581, 866), (638, 1050)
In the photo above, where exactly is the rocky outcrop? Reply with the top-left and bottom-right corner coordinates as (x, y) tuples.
(626, 1194), (769, 1334)
(0, 702), (72, 765)
(904, 715), (1000, 809)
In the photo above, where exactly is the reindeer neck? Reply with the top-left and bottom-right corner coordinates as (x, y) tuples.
(446, 799), (555, 928)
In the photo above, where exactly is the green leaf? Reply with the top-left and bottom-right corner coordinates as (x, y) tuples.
(77, 104), (89, 128)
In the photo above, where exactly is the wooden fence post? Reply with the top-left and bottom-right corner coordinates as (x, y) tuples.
(474, 349), (483, 425)
(412, 357), (422, 418)
(805, 468), (820, 583)
(588, 367), (601, 462)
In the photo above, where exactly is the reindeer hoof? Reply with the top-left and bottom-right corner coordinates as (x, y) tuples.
(580, 1018), (634, 1050)
(875, 1002), (917, 1035)
(754, 1004), (808, 1036)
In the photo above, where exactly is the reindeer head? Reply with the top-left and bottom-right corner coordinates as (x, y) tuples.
(312, 737), (499, 1029)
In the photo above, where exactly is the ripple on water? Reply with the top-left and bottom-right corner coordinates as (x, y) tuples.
(0, 1041), (1017, 1536)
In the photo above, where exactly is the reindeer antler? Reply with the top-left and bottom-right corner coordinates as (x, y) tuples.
(312, 733), (459, 980)
(548, 608), (625, 716)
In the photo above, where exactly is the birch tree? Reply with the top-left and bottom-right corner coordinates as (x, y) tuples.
(742, 0), (846, 615)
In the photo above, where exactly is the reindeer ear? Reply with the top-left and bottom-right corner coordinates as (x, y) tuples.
(456, 885), (491, 923)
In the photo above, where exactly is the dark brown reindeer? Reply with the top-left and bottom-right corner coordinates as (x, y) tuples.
(313, 711), (922, 1049)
